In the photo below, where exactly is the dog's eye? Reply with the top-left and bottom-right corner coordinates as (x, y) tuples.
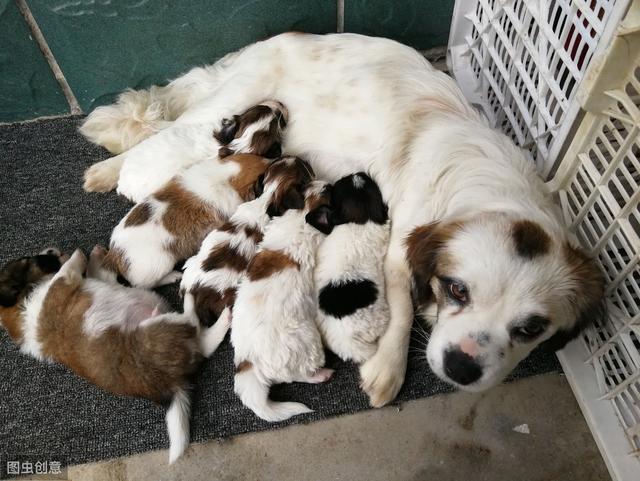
(441, 278), (469, 305)
(511, 315), (550, 341)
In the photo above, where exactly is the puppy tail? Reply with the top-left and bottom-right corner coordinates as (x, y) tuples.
(234, 366), (313, 422)
(79, 88), (170, 154)
(166, 388), (191, 464)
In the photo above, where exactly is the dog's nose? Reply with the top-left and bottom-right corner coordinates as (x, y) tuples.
(443, 348), (483, 385)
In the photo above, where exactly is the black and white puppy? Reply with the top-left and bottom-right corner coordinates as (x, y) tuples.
(314, 173), (391, 363)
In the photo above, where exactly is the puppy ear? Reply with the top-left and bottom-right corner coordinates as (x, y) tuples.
(253, 174), (265, 198)
(405, 221), (463, 308)
(0, 258), (29, 307)
(540, 244), (606, 352)
(213, 117), (239, 145)
(267, 186), (305, 217)
(306, 206), (334, 234)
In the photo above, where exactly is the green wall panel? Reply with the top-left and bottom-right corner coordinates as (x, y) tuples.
(28, 0), (337, 112)
(344, 0), (454, 50)
(0, 0), (68, 122)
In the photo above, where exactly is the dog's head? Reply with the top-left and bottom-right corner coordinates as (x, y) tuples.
(406, 213), (605, 391)
(214, 101), (287, 159)
(327, 173), (388, 226)
(0, 248), (65, 307)
(256, 156), (315, 218)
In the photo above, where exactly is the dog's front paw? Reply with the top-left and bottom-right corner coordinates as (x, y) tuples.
(360, 349), (406, 408)
(83, 159), (119, 192)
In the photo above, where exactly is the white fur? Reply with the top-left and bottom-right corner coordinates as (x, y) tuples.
(20, 278), (54, 361)
(166, 388), (191, 464)
(81, 33), (576, 405)
(231, 183), (331, 421)
(315, 221), (390, 363)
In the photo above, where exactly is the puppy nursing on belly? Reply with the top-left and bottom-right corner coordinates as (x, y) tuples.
(102, 102), (286, 288)
(315, 173), (390, 364)
(231, 162), (335, 422)
(0, 247), (229, 463)
(84, 101), (286, 203)
(181, 156), (313, 326)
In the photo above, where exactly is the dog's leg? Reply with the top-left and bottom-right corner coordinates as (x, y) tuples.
(53, 249), (87, 285)
(199, 307), (231, 357)
(87, 245), (118, 284)
(83, 154), (125, 193)
(359, 234), (413, 407)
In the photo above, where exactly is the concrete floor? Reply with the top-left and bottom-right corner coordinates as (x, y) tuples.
(68, 373), (610, 481)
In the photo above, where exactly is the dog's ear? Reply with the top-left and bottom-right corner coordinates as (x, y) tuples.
(0, 258), (29, 307)
(405, 221), (464, 308)
(540, 244), (606, 352)
(267, 186), (305, 217)
(253, 174), (265, 198)
(213, 116), (238, 145)
(306, 206), (334, 234)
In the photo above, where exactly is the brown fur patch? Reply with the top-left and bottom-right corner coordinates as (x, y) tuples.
(235, 360), (252, 373)
(202, 243), (250, 272)
(191, 285), (236, 327)
(247, 249), (300, 281)
(511, 220), (551, 259)
(124, 202), (153, 227)
(244, 225), (264, 244)
(264, 157), (315, 216)
(39, 277), (201, 403)
(226, 154), (270, 201)
(405, 221), (464, 308)
(0, 304), (24, 343)
(154, 180), (225, 260)
(304, 183), (332, 212)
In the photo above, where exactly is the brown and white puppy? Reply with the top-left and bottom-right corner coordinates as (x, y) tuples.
(0, 247), (230, 463)
(231, 173), (335, 422)
(406, 214), (605, 391)
(104, 151), (274, 288)
(180, 156), (318, 326)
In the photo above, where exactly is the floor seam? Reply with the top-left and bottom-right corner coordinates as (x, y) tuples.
(16, 0), (83, 115)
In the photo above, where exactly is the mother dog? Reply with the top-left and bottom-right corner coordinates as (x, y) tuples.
(81, 33), (605, 407)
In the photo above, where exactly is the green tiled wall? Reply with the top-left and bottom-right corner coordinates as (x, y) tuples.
(0, 0), (454, 122)
(0, 0), (68, 122)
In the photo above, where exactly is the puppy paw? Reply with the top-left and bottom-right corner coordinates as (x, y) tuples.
(83, 159), (120, 192)
(309, 368), (334, 383)
(360, 350), (406, 408)
(90, 245), (108, 261)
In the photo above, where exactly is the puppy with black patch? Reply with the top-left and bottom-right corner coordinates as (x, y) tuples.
(103, 103), (287, 288)
(315, 173), (390, 363)
(180, 156), (313, 326)
(231, 170), (335, 422)
(0, 246), (230, 464)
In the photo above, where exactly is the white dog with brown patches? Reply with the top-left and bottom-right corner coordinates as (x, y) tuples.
(232, 172), (335, 422)
(81, 33), (606, 406)
(0, 247), (230, 464)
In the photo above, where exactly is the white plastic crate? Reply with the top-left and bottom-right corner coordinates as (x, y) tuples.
(448, 1), (639, 480)
(448, 0), (630, 175)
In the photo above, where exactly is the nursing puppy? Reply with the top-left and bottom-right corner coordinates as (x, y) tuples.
(181, 156), (314, 326)
(84, 101), (287, 203)
(232, 173), (334, 422)
(0, 247), (230, 464)
(315, 173), (390, 363)
(104, 151), (273, 288)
